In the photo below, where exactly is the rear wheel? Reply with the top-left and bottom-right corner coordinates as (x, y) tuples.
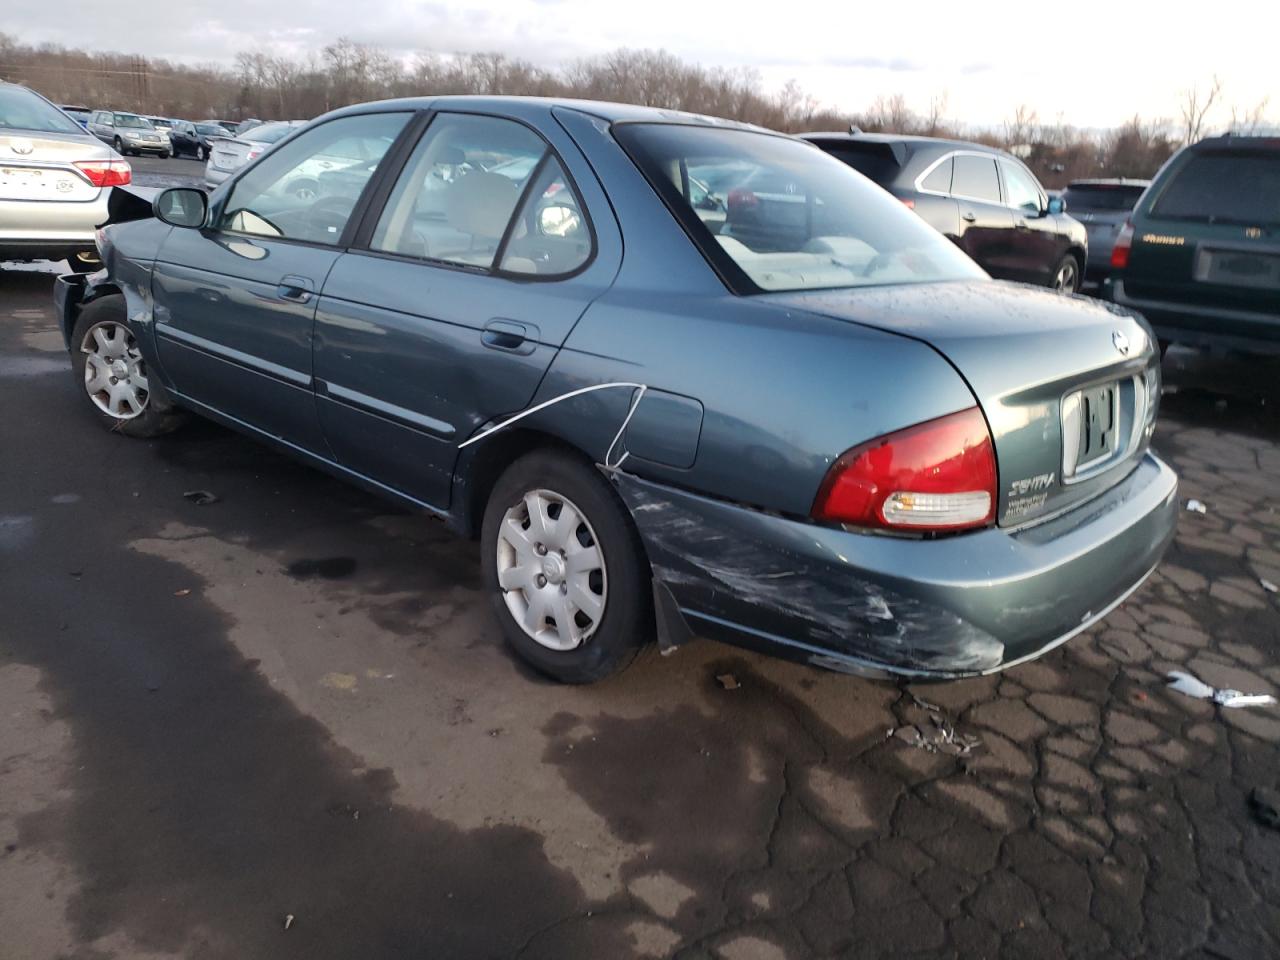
(1051, 254), (1082, 294)
(70, 295), (186, 439)
(480, 449), (651, 683)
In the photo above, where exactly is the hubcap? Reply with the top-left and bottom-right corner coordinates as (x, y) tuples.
(1055, 261), (1077, 293)
(80, 321), (150, 420)
(495, 489), (607, 651)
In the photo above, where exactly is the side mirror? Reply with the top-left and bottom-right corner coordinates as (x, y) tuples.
(154, 187), (207, 228)
(1047, 196), (1066, 216)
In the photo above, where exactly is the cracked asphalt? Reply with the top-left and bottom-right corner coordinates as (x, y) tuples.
(1, 261), (1278, 960)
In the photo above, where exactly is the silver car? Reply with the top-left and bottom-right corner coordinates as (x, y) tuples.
(1, 82), (129, 266)
(1061, 179), (1150, 285)
(203, 120), (304, 190)
(87, 109), (171, 158)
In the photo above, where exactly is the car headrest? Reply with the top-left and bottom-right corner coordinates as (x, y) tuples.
(445, 172), (519, 240)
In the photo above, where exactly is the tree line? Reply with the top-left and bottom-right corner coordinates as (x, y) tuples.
(2, 32), (1269, 186)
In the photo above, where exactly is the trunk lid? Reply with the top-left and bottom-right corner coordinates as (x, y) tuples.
(763, 279), (1160, 527)
(1126, 143), (1280, 320)
(209, 138), (252, 173)
(0, 131), (106, 202)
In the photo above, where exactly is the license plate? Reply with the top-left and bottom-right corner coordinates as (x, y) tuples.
(1062, 383), (1119, 477)
(1196, 248), (1280, 291)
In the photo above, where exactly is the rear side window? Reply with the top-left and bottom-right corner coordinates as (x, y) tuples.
(1062, 184), (1146, 212)
(920, 156), (953, 193)
(370, 112), (590, 277)
(219, 112), (410, 245)
(0, 85), (84, 135)
(952, 155), (1001, 203)
(1151, 150), (1280, 227)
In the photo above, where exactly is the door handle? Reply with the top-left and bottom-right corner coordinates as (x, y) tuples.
(1016, 220), (1031, 231)
(277, 275), (314, 303)
(482, 319), (537, 355)
(961, 212), (977, 224)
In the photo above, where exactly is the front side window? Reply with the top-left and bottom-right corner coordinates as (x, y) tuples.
(1000, 160), (1042, 213)
(951, 155), (1001, 203)
(615, 123), (984, 293)
(370, 113), (547, 269)
(218, 112), (410, 245)
(0, 86), (85, 135)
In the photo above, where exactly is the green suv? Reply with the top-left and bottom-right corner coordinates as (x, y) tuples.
(1107, 134), (1279, 355)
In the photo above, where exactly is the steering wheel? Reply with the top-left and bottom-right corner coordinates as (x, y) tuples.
(305, 195), (355, 241)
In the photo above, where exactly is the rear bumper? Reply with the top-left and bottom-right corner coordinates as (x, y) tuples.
(1, 194), (110, 261)
(614, 451), (1178, 678)
(204, 167), (232, 190)
(1109, 279), (1280, 355)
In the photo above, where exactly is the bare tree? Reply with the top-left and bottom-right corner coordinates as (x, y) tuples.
(1002, 104), (1039, 150)
(1178, 75), (1223, 143)
(1229, 97), (1272, 134)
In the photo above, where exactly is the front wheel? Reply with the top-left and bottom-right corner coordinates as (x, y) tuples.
(70, 296), (186, 439)
(480, 449), (652, 683)
(1051, 254), (1082, 294)
(112, 136), (124, 154)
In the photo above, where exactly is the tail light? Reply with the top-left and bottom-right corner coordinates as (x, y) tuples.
(900, 197), (916, 210)
(812, 407), (997, 533)
(1111, 220), (1134, 270)
(246, 148), (264, 161)
(727, 189), (759, 212)
(73, 160), (131, 187)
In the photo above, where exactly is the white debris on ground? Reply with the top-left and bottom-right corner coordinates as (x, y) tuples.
(1166, 670), (1278, 709)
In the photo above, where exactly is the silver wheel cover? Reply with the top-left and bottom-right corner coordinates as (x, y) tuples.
(81, 321), (150, 420)
(495, 488), (607, 651)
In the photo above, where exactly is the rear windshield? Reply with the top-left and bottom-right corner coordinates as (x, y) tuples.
(196, 123), (225, 136)
(615, 123), (984, 293)
(812, 143), (901, 185)
(0, 85), (85, 134)
(1150, 150), (1280, 226)
(1063, 184), (1146, 212)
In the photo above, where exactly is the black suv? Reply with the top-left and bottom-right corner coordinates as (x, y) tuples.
(804, 132), (1088, 292)
(1108, 134), (1279, 355)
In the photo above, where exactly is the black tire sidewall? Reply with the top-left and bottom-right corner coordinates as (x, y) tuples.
(480, 449), (651, 683)
(69, 296), (183, 439)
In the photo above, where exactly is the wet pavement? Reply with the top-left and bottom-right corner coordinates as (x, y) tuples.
(1, 262), (1277, 959)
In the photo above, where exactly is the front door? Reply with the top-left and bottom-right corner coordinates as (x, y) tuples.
(951, 153), (1015, 277)
(999, 158), (1060, 285)
(151, 111), (412, 454)
(313, 111), (617, 508)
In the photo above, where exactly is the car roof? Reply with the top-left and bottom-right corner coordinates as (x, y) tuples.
(322, 94), (775, 133)
(1066, 178), (1151, 187)
(1190, 132), (1280, 149)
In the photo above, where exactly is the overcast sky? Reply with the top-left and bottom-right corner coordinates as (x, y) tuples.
(7, 0), (1274, 130)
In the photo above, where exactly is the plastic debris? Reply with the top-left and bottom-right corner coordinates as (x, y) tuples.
(1185, 499), (1207, 514)
(1261, 579), (1278, 594)
(888, 715), (981, 756)
(716, 673), (740, 691)
(283, 914), (295, 931)
(1166, 670), (1277, 708)
(174, 589), (191, 597)
(182, 489), (220, 505)
(1249, 786), (1280, 830)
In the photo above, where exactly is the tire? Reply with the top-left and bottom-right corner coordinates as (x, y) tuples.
(159, 151), (170, 160)
(70, 295), (186, 439)
(481, 448), (652, 683)
(1051, 254), (1082, 294)
(112, 136), (124, 154)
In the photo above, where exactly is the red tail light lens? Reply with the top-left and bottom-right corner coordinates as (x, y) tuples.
(900, 197), (916, 210)
(1110, 220), (1134, 270)
(73, 160), (131, 187)
(727, 188), (759, 212)
(812, 407), (997, 533)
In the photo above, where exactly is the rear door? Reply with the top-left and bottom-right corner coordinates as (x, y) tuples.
(951, 153), (1015, 275)
(1127, 145), (1280, 332)
(152, 111), (412, 453)
(312, 109), (620, 508)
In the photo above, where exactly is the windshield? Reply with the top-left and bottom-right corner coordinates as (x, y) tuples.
(1063, 184), (1146, 212)
(1150, 150), (1280, 227)
(615, 123), (984, 292)
(245, 123), (296, 145)
(115, 114), (153, 129)
(0, 85), (86, 135)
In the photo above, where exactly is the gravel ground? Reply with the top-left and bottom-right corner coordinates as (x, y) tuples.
(1, 261), (1277, 960)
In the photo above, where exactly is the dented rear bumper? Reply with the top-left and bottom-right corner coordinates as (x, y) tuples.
(614, 451), (1178, 678)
